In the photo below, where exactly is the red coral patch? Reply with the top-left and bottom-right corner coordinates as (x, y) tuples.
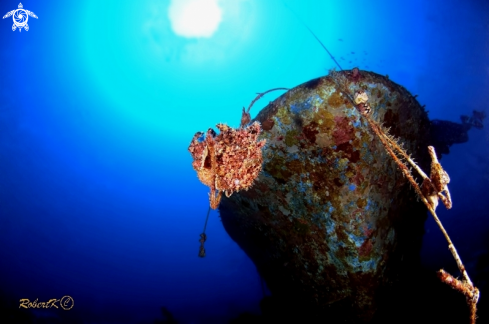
(332, 116), (354, 145)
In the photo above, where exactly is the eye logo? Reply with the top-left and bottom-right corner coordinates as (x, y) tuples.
(3, 3), (37, 32)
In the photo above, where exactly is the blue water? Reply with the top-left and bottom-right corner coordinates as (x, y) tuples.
(0, 0), (488, 323)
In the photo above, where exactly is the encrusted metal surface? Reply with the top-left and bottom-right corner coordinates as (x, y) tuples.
(219, 70), (431, 322)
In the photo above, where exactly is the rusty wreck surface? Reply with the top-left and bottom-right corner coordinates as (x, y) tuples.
(219, 70), (431, 322)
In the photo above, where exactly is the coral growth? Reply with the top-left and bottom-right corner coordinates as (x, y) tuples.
(189, 88), (287, 210)
(350, 67), (361, 82)
(354, 90), (371, 115)
(188, 122), (266, 209)
(421, 146), (452, 210)
(332, 69), (479, 323)
(438, 269), (480, 324)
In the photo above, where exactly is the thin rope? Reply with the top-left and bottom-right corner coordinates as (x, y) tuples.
(202, 205), (211, 234)
(198, 206), (211, 258)
(283, 1), (343, 71)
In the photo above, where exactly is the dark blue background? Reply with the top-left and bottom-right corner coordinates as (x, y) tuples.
(0, 0), (488, 323)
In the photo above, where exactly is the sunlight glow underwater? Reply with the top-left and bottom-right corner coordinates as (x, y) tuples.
(79, 0), (261, 137)
(168, 0), (222, 38)
(78, 0), (344, 139)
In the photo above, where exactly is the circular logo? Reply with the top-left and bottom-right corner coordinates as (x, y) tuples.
(60, 296), (74, 310)
(13, 9), (28, 27)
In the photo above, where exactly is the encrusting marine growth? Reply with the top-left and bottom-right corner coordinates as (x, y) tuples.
(188, 122), (266, 209)
(278, 5), (480, 320)
(332, 69), (479, 324)
(188, 68), (479, 322)
(188, 89), (287, 257)
(188, 88), (288, 210)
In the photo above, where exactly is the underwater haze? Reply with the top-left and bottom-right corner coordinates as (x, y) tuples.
(0, 0), (488, 323)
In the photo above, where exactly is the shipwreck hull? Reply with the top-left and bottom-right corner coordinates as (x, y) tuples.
(219, 70), (431, 322)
